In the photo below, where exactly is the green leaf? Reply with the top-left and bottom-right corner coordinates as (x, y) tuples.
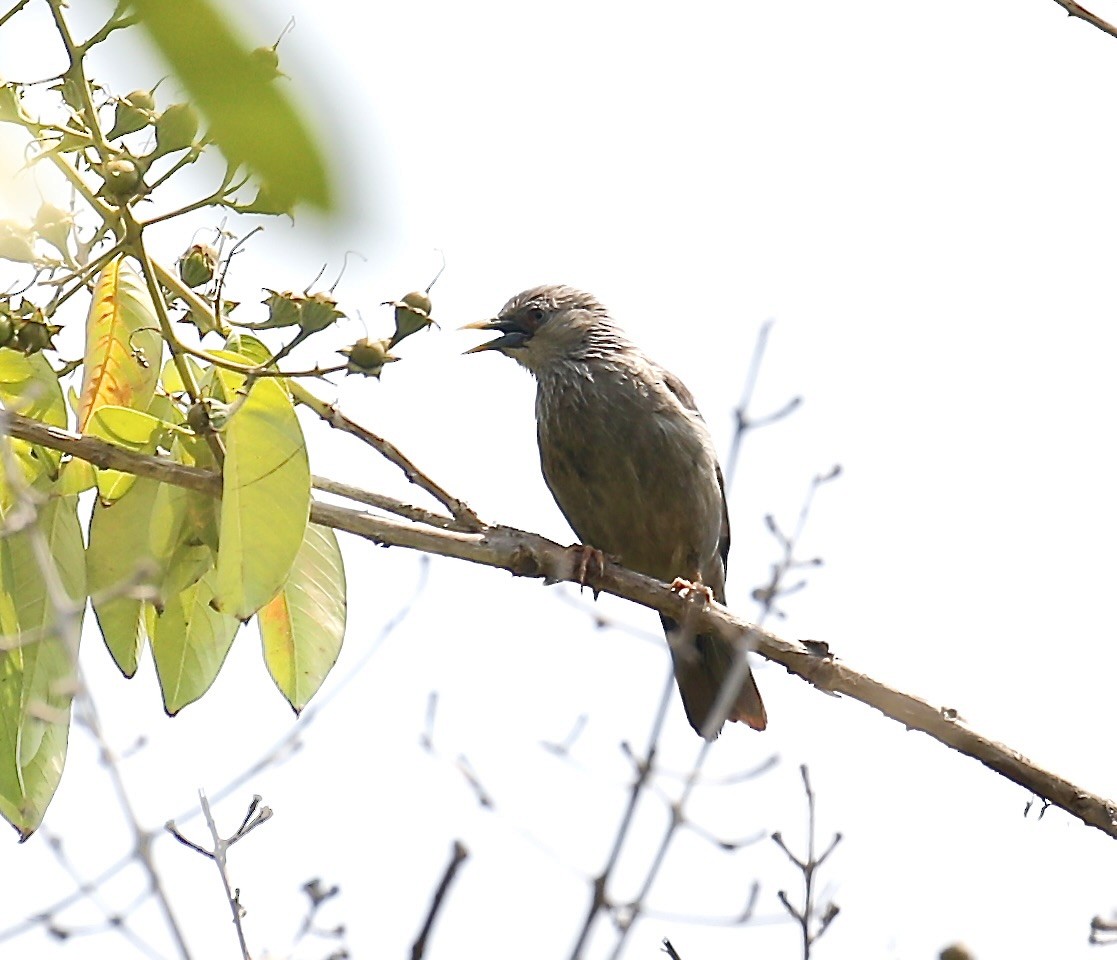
(151, 570), (239, 715)
(160, 355), (204, 396)
(0, 494), (85, 838)
(77, 258), (163, 432)
(84, 405), (175, 501)
(0, 351), (67, 512)
(213, 377), (310, 620)
(259, 523), (346, 713)
(149, 466), (218, 603)
(129, 0), (333, 211)
(222, 331), (273, 368)
(88, 478), (161, 677)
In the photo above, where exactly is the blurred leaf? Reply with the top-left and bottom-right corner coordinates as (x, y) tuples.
(78, 258), (163, 431)
(88, 478), (161, 677)
(0, 351), (66, 512)
(260, 523), (346, 713)
(213, 377), (310, 620)
(129, 0), (332, 211)
(0, 495), (85, 839)
(152, 569), (239, 715)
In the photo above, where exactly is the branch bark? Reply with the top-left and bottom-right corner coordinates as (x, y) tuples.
(6, 410), (1117, 840)
(1050, 0), (1117, 40)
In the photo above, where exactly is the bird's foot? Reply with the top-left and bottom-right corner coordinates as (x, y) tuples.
(565, 544), (607, 598)
(670, 577), (713, 604)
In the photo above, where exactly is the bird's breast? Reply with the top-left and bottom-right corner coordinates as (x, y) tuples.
(534, 362), (723, 583)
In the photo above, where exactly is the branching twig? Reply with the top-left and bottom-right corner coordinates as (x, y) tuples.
(166, 793), (273, 960)
(290, 385), (484, 531)
(773, 765), (841, 959)
(723, 319), (802, 491)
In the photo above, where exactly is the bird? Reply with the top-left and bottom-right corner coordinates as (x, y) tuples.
(465, 284), (766, 739)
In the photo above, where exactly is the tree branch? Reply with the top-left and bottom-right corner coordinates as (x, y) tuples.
(1050, 0), (1117, 39)
(6, 410), (1117, 839)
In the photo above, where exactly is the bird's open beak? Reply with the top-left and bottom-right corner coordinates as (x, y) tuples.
(461, 318), (530, 354)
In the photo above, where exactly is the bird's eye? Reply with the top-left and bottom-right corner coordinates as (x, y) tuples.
(525, 306), (546, 327)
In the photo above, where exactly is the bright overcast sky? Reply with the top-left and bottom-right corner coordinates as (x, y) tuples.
(4, 1), (1117, 959)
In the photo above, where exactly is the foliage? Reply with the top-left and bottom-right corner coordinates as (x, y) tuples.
(0, 0), (430, 837)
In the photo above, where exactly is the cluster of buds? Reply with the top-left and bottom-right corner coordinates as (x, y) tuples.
(98, 89), (203, 205)
(0, 299), (61, 355)
(258, 289), (346, 334)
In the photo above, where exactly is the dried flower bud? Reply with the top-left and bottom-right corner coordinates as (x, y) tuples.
(107, 89), (156, 139)
(154, 103), (199, 154)
(101, 158), (143, 203)
(385, 290), (435, 347)
(178, 244), (218, 288)
(14, 317), (61, 355)
(33, 203), (74, 255)
(259, 289), (304, 328)
(298, 290), (345, 333)
(339, 337), (397, 378)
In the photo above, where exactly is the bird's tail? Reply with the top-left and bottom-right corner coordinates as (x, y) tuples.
(661, 615), (768, 739)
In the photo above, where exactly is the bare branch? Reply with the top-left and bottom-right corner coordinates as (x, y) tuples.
(1050, 0), (1117, 40)
(6, 410), (1117, 839)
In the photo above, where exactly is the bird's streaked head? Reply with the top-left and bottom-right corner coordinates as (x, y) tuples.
(464, 285), (625, 373)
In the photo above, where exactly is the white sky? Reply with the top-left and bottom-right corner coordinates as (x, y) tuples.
(4, 1), (1117, 958)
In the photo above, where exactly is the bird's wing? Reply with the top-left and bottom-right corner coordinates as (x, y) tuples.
(656, 364), (732, 586)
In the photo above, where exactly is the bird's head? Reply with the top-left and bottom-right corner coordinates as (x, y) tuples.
(464, 285), (623, 373)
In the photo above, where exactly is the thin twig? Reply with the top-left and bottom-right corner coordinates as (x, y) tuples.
(410, 840), (469, 960)
(723, 320), (802, 491)
(290, 385), (484, 531)
(313, 475), (467, 531)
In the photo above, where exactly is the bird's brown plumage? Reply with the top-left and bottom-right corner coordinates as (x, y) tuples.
(468, 285), (766, 738)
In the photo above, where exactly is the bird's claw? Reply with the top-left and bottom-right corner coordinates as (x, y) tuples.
(670, 577), (713, 604)
(567, 544), (606, 598)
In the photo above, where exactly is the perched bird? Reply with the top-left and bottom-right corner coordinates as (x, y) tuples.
(465, 284), (766, 738)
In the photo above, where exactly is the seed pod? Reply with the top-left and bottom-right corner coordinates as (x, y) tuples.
(386, 290), (434, 347)
(154, 103), (199, 154)
(14, 318), (61, 355)
(259, 289), (304, 328)
(101, 158), (144, 203)
(248, 46), (282, 82)
(339, 337), (398, 378)
(107, 89), (156, 139)
(33, 203), (74, 255)
(0, 219), (38, 263)
(298, 290), (345, 333)
(0, 314), (14, 348)
(178, 244), (218, 288)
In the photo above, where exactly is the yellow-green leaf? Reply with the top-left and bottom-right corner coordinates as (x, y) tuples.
(85, 406), (173, 502)
(151, 570), (239, 715)
(149, 470), (218, 604)
(129, 0), (333, 211)
(77, 258), (163, 432)
(0, 494), (85, 838)
(259, 523), (346, 713)
(213, 377), (309, 620)
(0, 351), (66, 513)
(88, 478), (161, 677)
